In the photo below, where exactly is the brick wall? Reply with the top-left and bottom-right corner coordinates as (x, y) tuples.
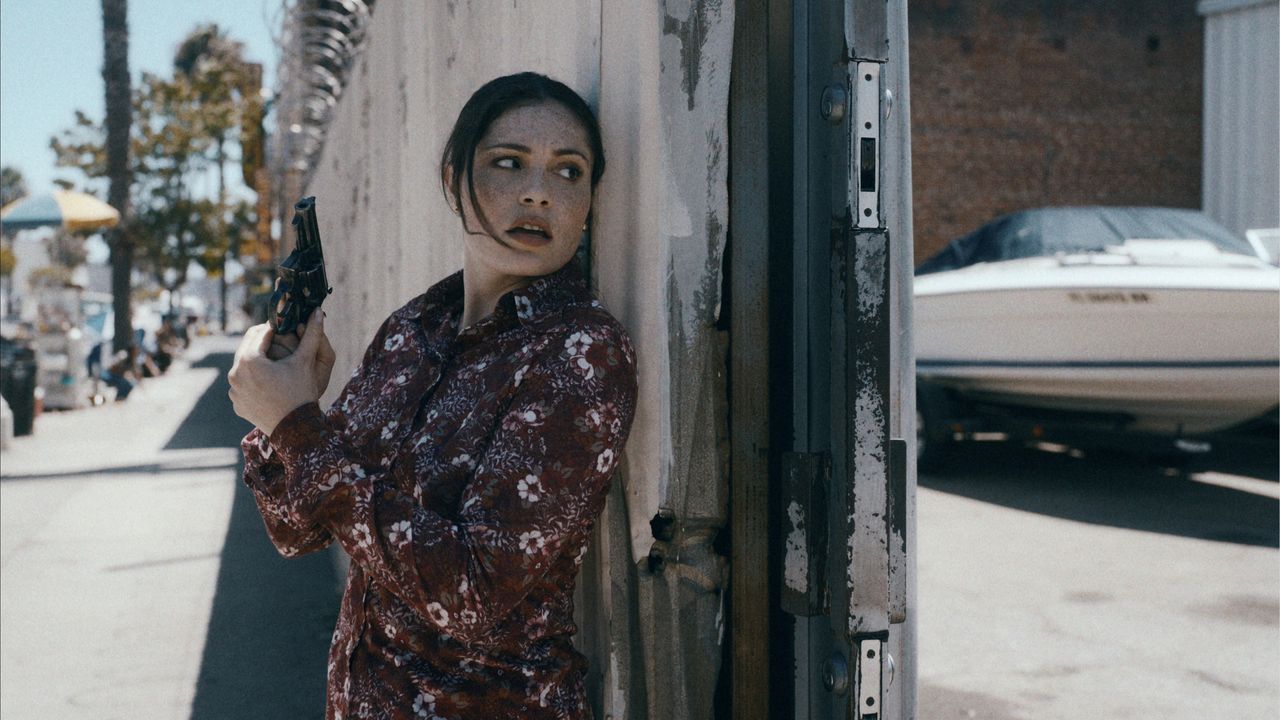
(909, 0), (1204, 263)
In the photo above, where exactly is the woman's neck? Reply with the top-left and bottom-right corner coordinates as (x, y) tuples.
(458, 251), (531, 333)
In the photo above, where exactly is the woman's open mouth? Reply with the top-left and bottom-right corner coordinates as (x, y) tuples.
(506, 221), (553, 246)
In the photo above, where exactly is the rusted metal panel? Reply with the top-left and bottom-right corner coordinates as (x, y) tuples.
(844, 228), (891, 639)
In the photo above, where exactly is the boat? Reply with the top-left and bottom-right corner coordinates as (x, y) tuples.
(914, 206), (1280, 443)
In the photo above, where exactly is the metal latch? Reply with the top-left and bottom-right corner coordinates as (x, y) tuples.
(855, 636), (885, 719)
(853, 61), (882, 229)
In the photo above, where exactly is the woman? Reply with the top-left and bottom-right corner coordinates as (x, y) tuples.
(228, 72), (638, 719)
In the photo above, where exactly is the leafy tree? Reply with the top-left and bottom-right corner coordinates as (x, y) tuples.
(53, 43), (259, 316)
(174, 23), (253, 331)
(1, 166), (27, 207)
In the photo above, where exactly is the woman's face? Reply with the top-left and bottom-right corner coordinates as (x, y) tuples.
(452, 101), (595, 280)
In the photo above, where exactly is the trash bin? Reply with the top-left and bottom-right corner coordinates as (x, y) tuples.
(0, 336), (38, 436)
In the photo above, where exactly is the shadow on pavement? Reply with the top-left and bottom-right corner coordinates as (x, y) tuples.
(920, 439), (1279, 548)
(166, 353), (254, 450)
(175, 351), (340, 718)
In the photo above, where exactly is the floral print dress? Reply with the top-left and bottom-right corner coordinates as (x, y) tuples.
(240, 259), (638, 719)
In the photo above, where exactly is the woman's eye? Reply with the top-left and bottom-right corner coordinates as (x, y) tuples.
(494, 157), (519, 169)
(558, 166), (583, 181)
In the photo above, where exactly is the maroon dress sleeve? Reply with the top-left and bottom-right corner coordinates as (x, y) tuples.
(239, 314), (397, 559)
(266, 320), (637, 646)
(241, 428), (333, 557)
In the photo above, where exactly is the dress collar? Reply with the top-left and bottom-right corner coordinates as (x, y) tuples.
(402, 259), (593, 352)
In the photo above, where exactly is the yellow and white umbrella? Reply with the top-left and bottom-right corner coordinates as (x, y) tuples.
(0, 190), (120, 234)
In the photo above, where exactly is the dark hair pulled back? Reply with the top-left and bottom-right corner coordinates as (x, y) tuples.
(440, 72), (606, 237)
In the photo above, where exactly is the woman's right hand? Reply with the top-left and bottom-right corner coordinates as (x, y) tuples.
(267, 330), (301, 360)
(228, 311), (336, 436)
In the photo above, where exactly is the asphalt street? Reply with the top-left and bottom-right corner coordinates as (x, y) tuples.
(1, 335), (339, 720)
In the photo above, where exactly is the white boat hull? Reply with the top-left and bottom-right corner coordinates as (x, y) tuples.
(915, 254), (1280, 435)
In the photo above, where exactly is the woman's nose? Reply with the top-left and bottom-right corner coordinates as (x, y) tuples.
(521, 178), (550, 207)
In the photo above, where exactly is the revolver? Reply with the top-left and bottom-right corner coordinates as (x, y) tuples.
(269, 196), (332, 338)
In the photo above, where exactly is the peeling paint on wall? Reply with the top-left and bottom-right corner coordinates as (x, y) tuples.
(662, 0), (725, 110)
(785, 500), (810, 594)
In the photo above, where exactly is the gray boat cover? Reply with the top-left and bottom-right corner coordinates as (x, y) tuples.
(915, 206), (1255, 275)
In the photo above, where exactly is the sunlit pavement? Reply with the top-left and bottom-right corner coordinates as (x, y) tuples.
(918, 440), (1279, 720)
(1, 335), (337, 719)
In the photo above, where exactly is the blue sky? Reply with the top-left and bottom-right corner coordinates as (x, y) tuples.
(0, 0), (280, 198)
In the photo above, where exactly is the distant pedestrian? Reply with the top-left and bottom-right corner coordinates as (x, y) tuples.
(90, 343), (135, 401)
(228, 72), (637, 719)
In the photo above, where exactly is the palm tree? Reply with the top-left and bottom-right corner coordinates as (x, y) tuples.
(102, 0), (132, 352)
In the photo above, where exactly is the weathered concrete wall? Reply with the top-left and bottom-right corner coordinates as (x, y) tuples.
(301, 2), (733, 717)
(590, 4), (734, 717)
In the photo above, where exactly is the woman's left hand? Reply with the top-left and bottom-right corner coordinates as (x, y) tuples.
(228, 310), (336, 436)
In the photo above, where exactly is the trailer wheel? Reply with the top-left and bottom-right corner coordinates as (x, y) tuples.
(916, 382), (956, 474)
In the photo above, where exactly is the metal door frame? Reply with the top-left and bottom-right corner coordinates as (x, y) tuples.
(729, 1), (916, 718)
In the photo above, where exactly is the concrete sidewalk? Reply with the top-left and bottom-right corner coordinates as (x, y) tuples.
(1, 336), (339, 719)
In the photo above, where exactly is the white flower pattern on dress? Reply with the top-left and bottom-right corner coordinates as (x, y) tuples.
(514, 294), (533, 320)
(412, 692), (436, 718)
(519, 530), (546, 554)
(387, 520), (412, 548)
(565, 331), (596, 379)
(574, 354), (595, 380)
(380, 420), (399, 441)
(351, 522), (374, 551)
(426, 602), (449, 627)
(318, 461), (366, 491)
(565, 331), (593, 355)
(517, 474), (543, 502)
(596, 448), (615, 473)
